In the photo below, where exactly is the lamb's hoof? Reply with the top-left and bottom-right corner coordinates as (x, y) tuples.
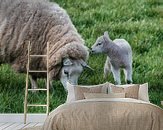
(127, 80), (132, 84)
(115, 81), (118, 85)
(114, 81), (121, 85)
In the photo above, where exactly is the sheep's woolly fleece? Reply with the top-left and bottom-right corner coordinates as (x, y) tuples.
(0, 0), (89, 79)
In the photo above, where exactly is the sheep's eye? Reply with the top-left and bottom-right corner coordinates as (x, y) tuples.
(64, 70), (69, 75)
(97, 42), (102, 46)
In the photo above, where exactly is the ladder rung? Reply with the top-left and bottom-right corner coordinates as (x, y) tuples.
(29, 70), (47, 73)
(28, 89), (47, 91)
(30, 55), (47, 57)
(27, 104), (47, 107)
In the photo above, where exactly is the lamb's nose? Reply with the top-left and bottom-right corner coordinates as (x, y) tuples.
(91, 48), (94, 53)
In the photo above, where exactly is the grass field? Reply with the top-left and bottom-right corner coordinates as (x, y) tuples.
(0, 0), (163, 113)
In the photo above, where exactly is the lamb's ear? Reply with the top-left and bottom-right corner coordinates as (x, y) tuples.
(103, 31), (110, 42)
(79, 60), (94, 71)
(63, 58), (73, 66)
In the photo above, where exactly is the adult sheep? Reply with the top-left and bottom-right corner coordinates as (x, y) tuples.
(91, 31), (132, 85)
(0, 0), (91, 90)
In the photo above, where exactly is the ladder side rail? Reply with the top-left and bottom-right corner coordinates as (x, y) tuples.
(24, 41), (31, 124)
(46, 42), (50, 115)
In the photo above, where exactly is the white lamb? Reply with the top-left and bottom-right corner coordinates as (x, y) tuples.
(91, 31), (133, 85)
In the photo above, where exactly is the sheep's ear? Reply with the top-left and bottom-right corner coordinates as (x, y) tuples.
(79, 60), (94, 71)
(103, 31), (110, 42)
(63, 58), (73, 66)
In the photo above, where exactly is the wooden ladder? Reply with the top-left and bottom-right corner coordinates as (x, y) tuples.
(24, 41), (50, 124)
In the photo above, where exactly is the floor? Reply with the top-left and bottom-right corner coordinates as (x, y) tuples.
(0, 122), (43, 130)
(0, 114), (47, 130)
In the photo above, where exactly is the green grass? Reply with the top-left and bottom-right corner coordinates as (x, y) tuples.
(0, 0), (163, 113)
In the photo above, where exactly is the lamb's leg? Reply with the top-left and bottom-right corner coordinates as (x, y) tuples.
(123, 69), (127, 83)
(104, 56), (111, 79)
(125, 66), (132, 84)
(111, 66), (121, 85)
(29, 75), (38, 89)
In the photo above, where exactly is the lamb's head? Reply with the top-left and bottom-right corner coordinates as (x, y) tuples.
(91, 31), (111, 53)
(60, 58), (93, 90)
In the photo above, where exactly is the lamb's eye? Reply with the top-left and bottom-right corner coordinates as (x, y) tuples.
(97, 42), (102, 46)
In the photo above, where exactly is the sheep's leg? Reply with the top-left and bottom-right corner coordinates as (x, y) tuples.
(111, 66), (121, 85)
(125, 66), (132, 84)
(45, 79), (54, 90)
(49, 80), (55, 92)
(29, 75), (38, 89)
(104, 56), (111, 79)
(50, 80), (53, 88)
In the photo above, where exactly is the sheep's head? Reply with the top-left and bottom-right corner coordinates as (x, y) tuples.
(60, 58), (93, 90)
(91, 31), (111, 53)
